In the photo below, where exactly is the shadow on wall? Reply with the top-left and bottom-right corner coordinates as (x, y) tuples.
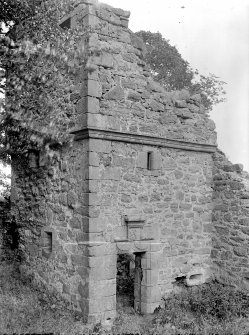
(0, 197), (19, 258)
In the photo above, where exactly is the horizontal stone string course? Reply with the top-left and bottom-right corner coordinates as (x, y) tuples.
(73, 128), (217, 153)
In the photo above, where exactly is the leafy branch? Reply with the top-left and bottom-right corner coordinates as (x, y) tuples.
(136, 31), (226, 111)
(0, 0), (90, 160)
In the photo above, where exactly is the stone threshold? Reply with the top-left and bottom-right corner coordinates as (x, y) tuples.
(73, 128), (217, 153)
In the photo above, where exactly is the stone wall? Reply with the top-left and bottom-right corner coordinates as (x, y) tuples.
(69, 0), (216, 321)
(85, 139), (214, 316)
(11, 141), (91, 312)
(212, 150), (249, 289)
(10, 0), (244, 325)
(69, 1), (217, 146)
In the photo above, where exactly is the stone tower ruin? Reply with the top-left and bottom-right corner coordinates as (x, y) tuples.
(10, 0), (249, 325)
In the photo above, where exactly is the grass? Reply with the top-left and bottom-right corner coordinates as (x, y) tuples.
(0, 255), (90, 334)
(1, 253), (249, 335)
(150, 282), (249, 335)
(114, 281), (249, 335)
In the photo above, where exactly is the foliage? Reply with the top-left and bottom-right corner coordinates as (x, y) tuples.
(116, 254), (134, 296)
(0, 260), (91, 334)
(136, 31), (226, 111)
(0, 0), (76, 34)
(0, 5), (227, 164)
(0, 209), (19, 254)
(152, 281), (249, 334)
(0, 0), (40, 34)
(136, 31), (193, 91)
(0, 0), (88, 162)
(0, 168), (10, 198)
(1, 260), (249, 335)
(192, 72), (227, 112)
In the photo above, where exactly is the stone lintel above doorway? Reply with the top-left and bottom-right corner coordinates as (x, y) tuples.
(116, 240), (160, 254)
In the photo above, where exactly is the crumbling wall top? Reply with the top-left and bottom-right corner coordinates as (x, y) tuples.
(60, 0), (130, 29)
(60, 0), (217, 148)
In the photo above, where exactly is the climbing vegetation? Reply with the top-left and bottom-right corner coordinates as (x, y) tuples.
(136, 31), (226, 111)
(0, 0), (87, 161)
(0, 2), (226, 188)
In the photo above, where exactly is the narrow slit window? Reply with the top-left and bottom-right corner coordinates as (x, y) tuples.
(42, 231), (52, 257)
(147, 152), (152, 170)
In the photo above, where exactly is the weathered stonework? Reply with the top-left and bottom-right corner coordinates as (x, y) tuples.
(9, 0), (248, 325)
(212, 150), (249, 290)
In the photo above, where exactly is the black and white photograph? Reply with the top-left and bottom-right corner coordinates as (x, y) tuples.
(0, 0), (249, 333)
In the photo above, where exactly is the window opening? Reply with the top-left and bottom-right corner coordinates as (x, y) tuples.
(116, 254), (135, 312)
(147, 152), (153, 170)
(42, 231), (52, 258)
(59, 17), (71, 29)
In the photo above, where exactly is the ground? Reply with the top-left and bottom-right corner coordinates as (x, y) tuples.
(1, 253), (249, 335)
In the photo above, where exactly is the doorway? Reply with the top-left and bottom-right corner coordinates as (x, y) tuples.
(116, 252), (144, 314)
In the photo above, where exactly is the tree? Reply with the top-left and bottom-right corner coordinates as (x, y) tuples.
(191, 72), (227, 112)
(135, 31), (226, 111)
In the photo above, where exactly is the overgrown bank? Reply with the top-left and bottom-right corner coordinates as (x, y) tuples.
(1, 255), (249, 335)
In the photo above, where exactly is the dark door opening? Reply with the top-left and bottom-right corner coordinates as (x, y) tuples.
(116, 253), (134, 312)
(116, 253), (144, 314)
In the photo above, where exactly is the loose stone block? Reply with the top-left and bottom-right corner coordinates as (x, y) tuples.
(186, 268), (210, 286)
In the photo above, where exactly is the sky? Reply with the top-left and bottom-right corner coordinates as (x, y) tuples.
(103, 0), (249, 171)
